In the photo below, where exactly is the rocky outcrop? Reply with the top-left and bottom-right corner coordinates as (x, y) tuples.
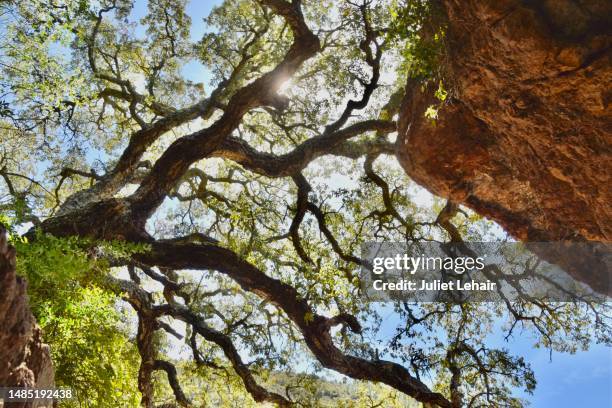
(0, 225), (54, 406)
(397, 0), (611, 294)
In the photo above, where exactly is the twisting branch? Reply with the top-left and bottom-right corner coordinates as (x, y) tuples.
(133, 239), (453, 408)
(125, 0), (321, 220)
(289, 174), (313, 263)
(59, 5), (269, 215)
(165, 304), (293, 407)
(324, 0), (382, 134)
(102, 272), (191, 407)
(106, 272), (292, 407)
(154, 360), (191, 407)
(363, 154), (414, 237)
(57, 87), (225, 215)
(211, 120), (396, 178)
(99, 87), (175, 117)
(306, 201), (363, 266)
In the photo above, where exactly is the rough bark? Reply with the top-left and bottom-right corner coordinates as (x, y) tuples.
(397, 0), (611, 294)
(211, 120), (395, 178)
(0, 225), (54, 407)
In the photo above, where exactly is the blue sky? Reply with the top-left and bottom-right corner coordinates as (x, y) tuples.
(374, 304), (612, 407)
(129, 0), (217, 85)
(518, 343), (611, 406)
(128, 1), (611, 405)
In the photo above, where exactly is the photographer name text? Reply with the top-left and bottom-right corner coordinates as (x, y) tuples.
(372, 279), (496, 291)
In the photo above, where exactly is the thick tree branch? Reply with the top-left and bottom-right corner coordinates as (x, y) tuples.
(57, 91), (222, 215)
(125, 0), (321, 221)
(134, 240), (452, 407)
(165, 304), (292, 407)
(105, 273), (290, 407)
(211, 120), (396, 177)
(154, 360), (191, 407)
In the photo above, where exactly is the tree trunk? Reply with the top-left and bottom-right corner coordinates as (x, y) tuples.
(397, 0), (611, 294)
(0, 225), (54, 407)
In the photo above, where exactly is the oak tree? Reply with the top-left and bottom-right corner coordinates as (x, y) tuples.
(0, 1), (609, 407)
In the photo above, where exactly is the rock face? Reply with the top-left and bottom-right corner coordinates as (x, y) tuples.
(0, 225), (54, 407)
(397, 0), (611, 294)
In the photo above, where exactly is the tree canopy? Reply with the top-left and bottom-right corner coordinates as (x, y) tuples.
(0, 0), (609, 407)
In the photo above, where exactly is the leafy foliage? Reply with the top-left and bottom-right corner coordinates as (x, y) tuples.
(38, 287), (141, 407)
(0, 1), (609, 407)
(1, 217), (141, 406)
